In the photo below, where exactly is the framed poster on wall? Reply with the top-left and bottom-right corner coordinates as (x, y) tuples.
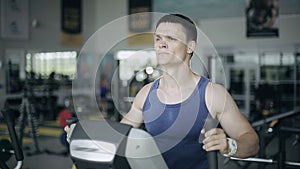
(246, 0), (279, 38)
(61, 0), (82, 46)
(128, 0), (152, 32)
(127, 0), (153, 46)
(1, 0), (29, 39)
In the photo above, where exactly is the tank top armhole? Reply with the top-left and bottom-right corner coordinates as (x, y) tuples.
(200, 76), (213, 118)
(142, 78), (160, 112)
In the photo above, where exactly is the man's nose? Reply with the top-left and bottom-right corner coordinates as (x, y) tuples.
(158, 39), (167, 48)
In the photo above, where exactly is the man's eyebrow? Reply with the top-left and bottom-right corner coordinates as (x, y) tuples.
(154, 33), (173, 38)
(154, 34), (164, 39)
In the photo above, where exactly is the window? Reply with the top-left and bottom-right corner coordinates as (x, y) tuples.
(26, 51), (77, 79)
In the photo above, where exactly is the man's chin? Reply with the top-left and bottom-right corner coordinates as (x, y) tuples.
(157, 59), (170, 66)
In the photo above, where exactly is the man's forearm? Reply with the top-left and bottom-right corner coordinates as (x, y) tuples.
(234, 133), (259, 158)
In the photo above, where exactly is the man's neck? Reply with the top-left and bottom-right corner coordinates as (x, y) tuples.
(160, 66), (198, 89)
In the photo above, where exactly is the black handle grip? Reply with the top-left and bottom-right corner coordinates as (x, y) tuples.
(1, 109), (24, 161)
(207, 150), (218, 169)
(66, 117), (78, 127)
(205, 118), (218, 169)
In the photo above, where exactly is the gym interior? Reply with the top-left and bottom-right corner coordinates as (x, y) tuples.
(0, 0), (300, 169)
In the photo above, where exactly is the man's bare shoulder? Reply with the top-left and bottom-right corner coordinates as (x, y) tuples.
(133, 82), (155, 108)
(205, 82), (229, 117)
(137, 82), (154, 96)
(206, 81), (227, 92)
(205, 82), (228, 100)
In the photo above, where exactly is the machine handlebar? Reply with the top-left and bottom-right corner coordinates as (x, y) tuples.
(1, 109), (24, 163)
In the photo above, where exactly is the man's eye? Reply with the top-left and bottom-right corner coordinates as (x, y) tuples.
(169, 37), (176, 41)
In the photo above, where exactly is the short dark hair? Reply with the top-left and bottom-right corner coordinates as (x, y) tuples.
(155, 14), (197, 42)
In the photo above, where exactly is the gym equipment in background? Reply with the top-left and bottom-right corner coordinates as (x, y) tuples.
(0, 108), (24, 169)
(17, 78), (43, 156)
(227, 107), (300, 169)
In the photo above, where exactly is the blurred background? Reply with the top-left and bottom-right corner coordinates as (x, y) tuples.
(0, 0), (300, 169)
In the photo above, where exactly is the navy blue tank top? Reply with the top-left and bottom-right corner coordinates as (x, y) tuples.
(142, 76), (210, 169)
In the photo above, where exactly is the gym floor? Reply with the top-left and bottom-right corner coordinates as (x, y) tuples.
(1, 120), (299, 169)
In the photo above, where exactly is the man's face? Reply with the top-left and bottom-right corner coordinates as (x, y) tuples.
(154, 22), (190, 66)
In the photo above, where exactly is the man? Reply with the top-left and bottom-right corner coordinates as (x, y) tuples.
(120, 14), (259, 169)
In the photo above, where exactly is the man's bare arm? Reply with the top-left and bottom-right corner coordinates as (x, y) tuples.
(205, 83), (259, 158)
(120, 83), (152, 128)
(120, 102), (143, 128)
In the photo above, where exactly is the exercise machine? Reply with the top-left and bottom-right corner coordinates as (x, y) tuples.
(67, 117), (219, 169)
(229, 125), (300, 169)
(67, 118), (168, 169)
(227, 107), (300, 169)
(0, 108), (24, 169)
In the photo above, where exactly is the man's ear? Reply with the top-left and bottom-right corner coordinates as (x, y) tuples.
(187, 40), (196, 54)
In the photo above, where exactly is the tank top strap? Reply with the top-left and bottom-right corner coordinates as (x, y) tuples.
(198, 76), (210, 95)
(150, 78), (160, 91)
